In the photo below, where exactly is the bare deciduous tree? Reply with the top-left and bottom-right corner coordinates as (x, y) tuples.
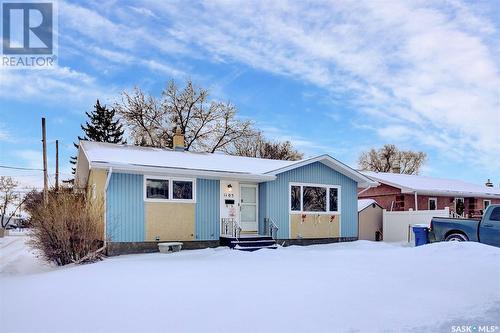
(0, 176), (27, 230)
(229, 131), (303, 161)
(116, 80), (254, 152)
(358, 144), (426, 174)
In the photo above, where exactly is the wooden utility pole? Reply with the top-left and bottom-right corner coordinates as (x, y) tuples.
(55, 139), (59, 192)
(42, 118), (48, 205)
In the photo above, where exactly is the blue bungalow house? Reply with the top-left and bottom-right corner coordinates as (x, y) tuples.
(75, 134), (376, 254)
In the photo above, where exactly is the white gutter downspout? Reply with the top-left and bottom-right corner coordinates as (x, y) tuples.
(414, 191), (418, 211)
(358, 184), (374, 196)
(103, 167), (113, 248)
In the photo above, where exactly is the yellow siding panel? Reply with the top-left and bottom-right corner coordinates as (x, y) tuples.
(87, 169), (107, 203)
(87, 169), (107, 230)
(290, 214), (340, 238)
(145, 202), (195, 241)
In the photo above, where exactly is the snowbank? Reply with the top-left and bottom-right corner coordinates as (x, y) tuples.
(0, 236), (54, 275)
(1, 237), (499, 332)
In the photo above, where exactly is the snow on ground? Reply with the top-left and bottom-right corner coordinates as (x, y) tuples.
(0, 235), (54, 275)
(1, 236), (499, 333)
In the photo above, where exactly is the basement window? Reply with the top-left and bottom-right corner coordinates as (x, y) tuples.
(289, 183), (341, 214)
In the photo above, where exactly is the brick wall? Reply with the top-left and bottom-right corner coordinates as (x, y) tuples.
(359, 183), (500, 216)
(359, 183), (402, 211)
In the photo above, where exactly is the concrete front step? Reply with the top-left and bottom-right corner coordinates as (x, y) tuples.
(234, 245), (278, 251)
(220, 235), (277, 251)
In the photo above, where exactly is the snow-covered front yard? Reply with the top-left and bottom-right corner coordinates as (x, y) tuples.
(1, 236), (499, 333)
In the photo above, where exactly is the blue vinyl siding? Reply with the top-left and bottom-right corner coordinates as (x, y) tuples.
(106, 173), (145, 242)
(195, 179), (220, 240)
(262, 162), (358, 239)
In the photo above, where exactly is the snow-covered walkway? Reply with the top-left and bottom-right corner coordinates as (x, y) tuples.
(1, 236), (499, 332)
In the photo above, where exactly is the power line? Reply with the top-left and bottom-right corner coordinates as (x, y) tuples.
(0, 165), (44, 171)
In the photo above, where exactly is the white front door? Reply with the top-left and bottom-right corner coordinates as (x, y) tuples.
(240, 184), (258, 232)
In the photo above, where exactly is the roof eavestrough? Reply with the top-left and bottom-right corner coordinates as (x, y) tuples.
(361, 171), (500, 199)
(90, 161), (276, 182)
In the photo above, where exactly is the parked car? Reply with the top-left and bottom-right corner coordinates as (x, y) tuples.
(429, 204), (500, 247)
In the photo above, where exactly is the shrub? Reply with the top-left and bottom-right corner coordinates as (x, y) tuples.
(28, 190), (104, 266)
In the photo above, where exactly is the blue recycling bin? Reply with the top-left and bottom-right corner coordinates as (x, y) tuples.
(412, 224), (429, 246)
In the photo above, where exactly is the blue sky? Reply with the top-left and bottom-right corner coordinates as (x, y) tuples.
(1, 0), (499, 189)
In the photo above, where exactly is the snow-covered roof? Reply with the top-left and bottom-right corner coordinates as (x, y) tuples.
(362, 171), (500, 198)
(77, 141), (376, 186)
(358, 199), (380, 212)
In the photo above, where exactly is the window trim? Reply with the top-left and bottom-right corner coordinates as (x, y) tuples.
(144, 175), (196, 203)
(455, 197), (464, 207)
(428, 197), (437, 210)
(289, 182), (341, 215)
(484, 199), (491, 209)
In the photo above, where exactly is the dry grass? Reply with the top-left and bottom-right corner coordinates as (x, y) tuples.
(28, 191), (104, 266)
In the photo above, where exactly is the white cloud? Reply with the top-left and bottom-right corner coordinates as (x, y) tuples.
(143, 0), (500, 171)
(0, 123), (11, 142)
(3, 1), (498, 176)
(0, 66), (117, 107)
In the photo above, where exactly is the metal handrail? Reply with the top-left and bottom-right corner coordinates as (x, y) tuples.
(220, 218), (242, 238)
(264, 217), (279, 239)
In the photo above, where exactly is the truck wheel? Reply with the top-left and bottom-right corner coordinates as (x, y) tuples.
(445, 233), (468, 242)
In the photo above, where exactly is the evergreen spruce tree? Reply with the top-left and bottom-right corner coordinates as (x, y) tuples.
(70, 100), (125, 174)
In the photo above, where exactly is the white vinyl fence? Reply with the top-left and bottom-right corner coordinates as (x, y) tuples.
(383, 207), (449, 243)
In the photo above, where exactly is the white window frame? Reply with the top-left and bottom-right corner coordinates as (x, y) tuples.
(428, 197), (437, 210)
(289, 182), (341, 215)
(144, 175), (196, 203)
(484, 200), (491, 209)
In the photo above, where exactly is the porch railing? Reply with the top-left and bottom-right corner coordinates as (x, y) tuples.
(264, 217), (279, 240)
(450, 211), (465, 219)
(220, 218), (242, 238)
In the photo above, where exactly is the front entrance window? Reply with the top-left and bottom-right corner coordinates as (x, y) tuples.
(240, 186), (257, 222)
(240, 185), (258, 232)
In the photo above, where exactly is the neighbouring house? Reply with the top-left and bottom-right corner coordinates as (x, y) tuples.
(357, 199), (383, 241)
(359, 171), (500, 218)
(75, 136), (377, 255)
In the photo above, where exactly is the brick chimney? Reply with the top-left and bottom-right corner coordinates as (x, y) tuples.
(392, 163), (401, 174)
(173, 125), (185, 151)
(485, 179), (493, 187)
